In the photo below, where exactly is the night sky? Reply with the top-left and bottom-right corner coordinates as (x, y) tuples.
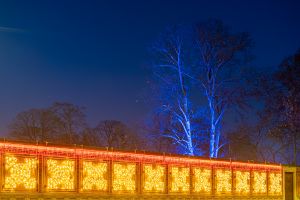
(0, 0), (300, 136)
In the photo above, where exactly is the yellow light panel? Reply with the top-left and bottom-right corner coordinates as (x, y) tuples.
(82, 161), (108, 191)
(112, 163), (136, 192)
(4, 155), (37, 190)
(253, 171), (267, 194)
(269, 173), (282, 195)
(193, 168), (211, 193)
(216, 169), (232, 194)
(46, 158), (75, 191)
(143, 164), (166, 193)
(170, 166), (190, 193)
(235, 171), (250, 194)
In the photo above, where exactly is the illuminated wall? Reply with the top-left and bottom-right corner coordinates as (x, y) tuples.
(215, 169), (232, 194)
(46, 158), (75, 191)
(253, 171), (267, 195)
(169, 166), (190, 193)
(82, 160), (108, 192)
(143, 164), (166, 193)
(112, 162), (136, 193)
(3, 155), (37, 191)
(0, 141), (283, 198)
(192, 167), (212, 193)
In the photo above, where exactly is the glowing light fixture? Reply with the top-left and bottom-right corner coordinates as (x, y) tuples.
(169, 166), (190, 193)
(215, 169), (232, 194)
(82, 160), (108, 191)
(4, 155), (37, 190)
(112, 163), (136, 192)
(269, 172), (282, 195)
(46, 158), (75, 191)
(143, 164), (166, 193)
(253, 171), (267, 194)
(193, 167), (211, 193)
(235, 171), (250, 194)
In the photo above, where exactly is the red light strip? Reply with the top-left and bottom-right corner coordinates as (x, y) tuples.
(0, 142), (281, 171)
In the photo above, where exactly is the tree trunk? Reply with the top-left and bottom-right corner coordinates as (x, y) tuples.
(209, 98), (216, 158)
(185, 120), (194, 156)
(215, 129), (221, 158)
(184, 96), (194, 156)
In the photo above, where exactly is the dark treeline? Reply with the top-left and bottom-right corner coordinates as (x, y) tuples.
(8, 102), (146, 151)
(7, 19), (300, 166)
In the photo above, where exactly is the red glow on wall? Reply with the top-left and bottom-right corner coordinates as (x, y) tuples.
(0, 141), (282, 171)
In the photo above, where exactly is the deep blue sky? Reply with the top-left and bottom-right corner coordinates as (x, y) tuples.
(0, 0), (300, 136)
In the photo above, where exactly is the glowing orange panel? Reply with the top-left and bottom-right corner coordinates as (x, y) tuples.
(169, 166), (190, 193)
(269, 172), (282, 195)
(4, 155), (38, 191)
(46, 158), (75, 191)
(143, 164), (166, 193)
(215, 169), (232, 194)
(82, 161), (108, 192)
(253, 171), (267, 194)
(112, 162), (136, 193)
(193, 167), (212, 193)
(235, 170), (250, 194)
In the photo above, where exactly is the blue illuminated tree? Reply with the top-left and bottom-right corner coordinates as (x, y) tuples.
(194, 20), (252, 158)
(149, 21), (252, 158)
(150, 26), (202, 156)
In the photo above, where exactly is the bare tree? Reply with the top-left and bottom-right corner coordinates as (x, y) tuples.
(148, 21), (252, 157)
(81, 127), (101, 147)
(50, 102), (87, 144)
(238, 51), (300, 165)
(264, 49), (300, 165)
(227, 125), (257, 161)
(150, 26), (200, 155)
(194, 19), (252, 158)
(85, 120), (142, 151)
(143, 111), (179, 154)
(9, 108), (61, 142)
